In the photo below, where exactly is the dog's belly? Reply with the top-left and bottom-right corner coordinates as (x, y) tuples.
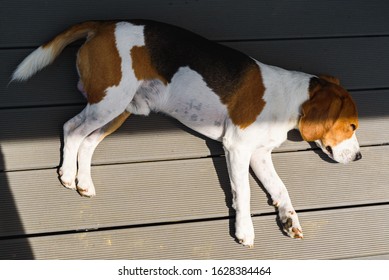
(163, 67), (227, 141)
(129, 67), (227, 141)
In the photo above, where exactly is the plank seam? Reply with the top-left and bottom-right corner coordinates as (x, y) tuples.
(218, 34), (389, 43)
(1, 143), (389, 173)
(1, 201), (388, 241)
(0, 102), (86, 111)
(2, 34), (389, 51)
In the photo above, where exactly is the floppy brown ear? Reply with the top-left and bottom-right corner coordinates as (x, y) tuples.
(299, 101), (326, 141)
(319, 75), (340, 85)
(299, 90), (342, 141)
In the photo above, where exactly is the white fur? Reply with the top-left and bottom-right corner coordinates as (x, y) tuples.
(316, 132), (360, 164)
(332, 133), (360, 163)
(11, 46), (55, 82)
(162, 66), (227, 140)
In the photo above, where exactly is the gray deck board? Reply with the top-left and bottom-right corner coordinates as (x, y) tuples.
(2, 0), (389, 48)
(0, 145), (387, 238)
(350, 254), (389, 260)
(1, 205), (388, 259)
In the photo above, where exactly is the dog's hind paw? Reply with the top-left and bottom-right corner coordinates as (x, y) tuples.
(59, 172), (76, 190)
(76, 177), (96, 197)
(58, 166), (77, 190)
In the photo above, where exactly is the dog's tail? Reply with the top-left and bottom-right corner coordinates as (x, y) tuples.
(11, 21), (101, 82)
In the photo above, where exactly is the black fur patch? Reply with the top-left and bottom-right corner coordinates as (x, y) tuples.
(130, 20), (257, 100)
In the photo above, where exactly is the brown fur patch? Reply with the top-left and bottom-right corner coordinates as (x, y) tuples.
(319, 74), (340, 85)
(322, 94), (358, 147)
(43, 21), (101, 57)
(130, 46), (167, 84)
(77, 22), (122, 104)
(300, 77), (358, 145)
(222, 64), (266, 129)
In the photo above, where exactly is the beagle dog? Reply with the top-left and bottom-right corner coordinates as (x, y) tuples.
(12, 20), (361, 247)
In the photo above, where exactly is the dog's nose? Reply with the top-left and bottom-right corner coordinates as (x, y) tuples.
(354, 152), (362, 161)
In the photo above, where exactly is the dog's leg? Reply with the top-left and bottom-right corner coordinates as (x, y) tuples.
(59, 108), (87, 189)
(250, 148), (303, 239)
(76, 111), (131, 197)
(59, 100), (129, 190)
(223, 142), (254, 247)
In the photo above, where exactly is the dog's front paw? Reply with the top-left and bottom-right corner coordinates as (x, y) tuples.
(278, 208), (303, 239)
(58, 167), (76, 190)
(76, 175), (96, 197)
(235, 216), (255, 248)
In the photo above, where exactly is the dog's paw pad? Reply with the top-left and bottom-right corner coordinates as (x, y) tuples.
(77, 186), (96, 198)
(280, 209), (303, 239)
(235, 217), (255, 248)
(76, 176), (96, 197)
(282, 218), (304, 239)
(238, 239), (254, 248)
(60, 177), (76, 190)
(59, 168), (76, 190)
(291, 227), (304, 239)
(237, 237), (255, 248)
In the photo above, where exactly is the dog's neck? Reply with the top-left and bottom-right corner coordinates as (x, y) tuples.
(255, 60), (314, 132)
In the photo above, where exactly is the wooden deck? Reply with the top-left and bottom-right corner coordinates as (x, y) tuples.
(1, 0), (389, 259)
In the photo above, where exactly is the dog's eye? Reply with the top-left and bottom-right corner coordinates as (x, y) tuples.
(351, 124), (356, 131)
(326, 146), (333, 155)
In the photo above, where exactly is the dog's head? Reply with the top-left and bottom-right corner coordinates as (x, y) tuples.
(299, 75), (361, 164)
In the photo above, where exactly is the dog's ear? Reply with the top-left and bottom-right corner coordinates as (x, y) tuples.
(299, 89), (342, 142)
(319, 74), (340, 85)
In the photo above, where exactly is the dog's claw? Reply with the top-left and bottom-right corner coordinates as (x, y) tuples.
(76, 176), (96, 197)
(282, 221), (303, 239)
(60, 178), (76, 190)
(59, 168), (77, 190)
(238, 239), (254, 248)
(291, 227), (304, 239)
(77, 187), (96, 198)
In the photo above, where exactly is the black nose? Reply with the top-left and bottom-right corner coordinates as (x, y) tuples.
(354, 152), (362, 161)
